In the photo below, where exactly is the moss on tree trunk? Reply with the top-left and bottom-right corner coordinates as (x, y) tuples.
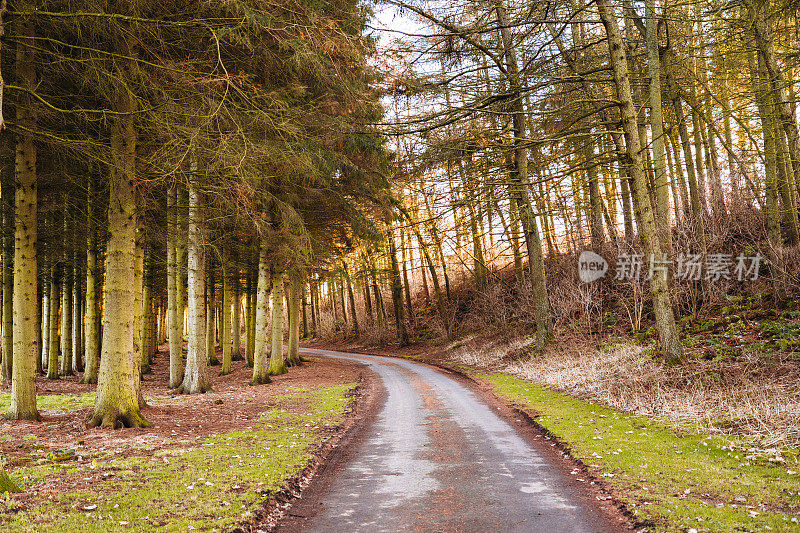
(286, 274), (302, 367)
(267, 273), (287, 376)
(86, 38), (148, 428)
(250, 242), (271, 385)
(8, 3), (40, 420)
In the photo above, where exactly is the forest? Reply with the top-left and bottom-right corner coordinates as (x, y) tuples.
(1, 0), (800, 531)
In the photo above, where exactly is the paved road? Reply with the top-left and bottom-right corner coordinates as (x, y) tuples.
(285, 348), (621, 533)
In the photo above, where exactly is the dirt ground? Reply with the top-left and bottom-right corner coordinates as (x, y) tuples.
(0, 344), (364, 512)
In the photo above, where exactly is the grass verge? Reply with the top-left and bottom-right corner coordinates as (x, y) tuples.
(481, 373), (800, 532)
(0, 382), (358, 532)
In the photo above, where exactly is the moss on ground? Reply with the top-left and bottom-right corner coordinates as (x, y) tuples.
(0, 382), (357, 532)
(482, 373), (800, 532)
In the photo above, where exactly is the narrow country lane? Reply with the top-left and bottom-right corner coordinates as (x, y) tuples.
(279, 348), (625, 533)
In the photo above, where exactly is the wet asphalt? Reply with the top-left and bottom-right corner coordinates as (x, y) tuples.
(287, 348), (620, 533)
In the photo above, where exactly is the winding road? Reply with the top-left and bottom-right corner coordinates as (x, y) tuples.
(278, 348), (625, 532)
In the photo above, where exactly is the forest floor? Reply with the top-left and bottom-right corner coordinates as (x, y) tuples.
(0, 346), (369, 532)
(308, 314), (800, 532)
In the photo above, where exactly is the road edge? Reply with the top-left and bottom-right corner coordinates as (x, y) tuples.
(236, 358), (386, 533)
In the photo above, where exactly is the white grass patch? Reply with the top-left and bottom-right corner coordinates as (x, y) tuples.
(453, 337), (800, 451)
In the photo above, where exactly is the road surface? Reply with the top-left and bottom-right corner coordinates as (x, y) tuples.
(280, 348), (624, 532)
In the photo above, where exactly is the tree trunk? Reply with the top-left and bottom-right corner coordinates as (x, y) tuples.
(72, 260), (83, 374)
(750, 50), (784, 273)
(598, 0), (683, 363)
(8, 4), (39, 419)
(342, 261), (359, 338)
(310, 277), (319, 336)
(206, 259), (217, 367)
(40, 279), (49, 375)
(231, 269), (242, 361)
(140, 251), (151, 374)
(496, 0), (552, 350)
(301, 283), (309, 339)
(400, 229), (414, 325)
(178, 182), (210, 394)
(251, 244), (271, 384)
(286, 274), (302, 367)
(646, 0), (671, 249)
(388, 228), (409, 346)
(245, 265), (255, 366)
(1, 153), (12, 385)
(167, 184), (183, 388)
(267, 273), (287, 375)
(46, 267), (59, 380)
(60, 207), (73, 377)
(220, 250), (232, 375)
(132, 224), (144, 378)
(87, 50), (148, 427)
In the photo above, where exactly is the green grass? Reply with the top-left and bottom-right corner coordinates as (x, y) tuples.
(0, 392), (96, 414)
(482, 373), (800, 532)
(0, 382), (357, 533)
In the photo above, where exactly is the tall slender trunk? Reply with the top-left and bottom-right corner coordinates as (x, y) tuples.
(40, 279), (49, 374)
(496, 0), (551, 349)
(342, 261), (359, 337)
(310, 276), (319, 335)
(60, 205), (73, 377)
(206, 259), (217, 367)
(1, 153), (12, 385)
(301, 283), (308, 339)
(232, 268), (242, 361)
(8, 3), (39, 419)
(220, 249), (232, 375)
(47, 266), (59, 380)
(133, 221), (144, 378)
(246, 264), (255, 366)
(87, 38), (148, 427)
(646, 0), (671, 250)
(267, 272), (287, 375)
(140, 250), (152, 374)
(178, 181), (210, 394)
(167, 184), (183, 388)
(750, 50), (784, 273)
(251, 243), (271, 384)
(400, 230), (414, 325)
(388, 228), (409, 346)
(286, 274), (302, 367)
(598, 0), (683, 363)
(72, 259), (83, 373)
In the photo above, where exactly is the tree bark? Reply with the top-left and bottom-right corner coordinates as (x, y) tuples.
(646, 0), (671, 249)
(251, 243), (271, 384)
(87, 43), (148, 427)
(220, 248), (232, 375)
(8, 3), (39, 419)
(286, 274), (302, 367)
(46, 267), (59, 380)
(231, 268), (242, 361)
(597, 0), (683, 363)
(206, 258), (217, 367)
(341, 261), (359, 338)
(267, 273), (287, 375)
(388, 227), (409, 346)
(167, 184), (183, 388)
(495, 0), (552, 350)
(178, 181), (211, 394)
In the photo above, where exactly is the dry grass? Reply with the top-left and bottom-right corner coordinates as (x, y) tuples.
(450, 334), (800, 452)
